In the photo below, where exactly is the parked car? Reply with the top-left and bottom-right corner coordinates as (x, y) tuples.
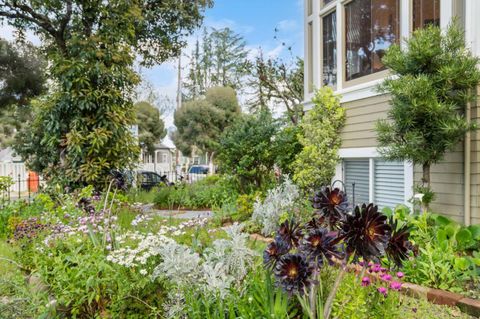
(137, 170), (170, 191)
(187, 165), (209, 182)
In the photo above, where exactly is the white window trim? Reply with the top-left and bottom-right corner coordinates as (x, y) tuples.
(334, 147), (413, 208)
(304, 0), (455, 105)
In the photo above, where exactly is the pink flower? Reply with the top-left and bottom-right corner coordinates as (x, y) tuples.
(396, 272), (404, 278)
(381, 274), (392, 281)
(359, 261), (365, 267)
(377, 287), (388, 296)
(361, 277), (371, 287)
(371, 264), (381, 273)
(390, 281), (402, 291)
(380, 267), (387, 273)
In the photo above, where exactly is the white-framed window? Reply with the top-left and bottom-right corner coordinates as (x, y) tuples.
(304, 0), (454, 103)
(337, 147), (413, 210)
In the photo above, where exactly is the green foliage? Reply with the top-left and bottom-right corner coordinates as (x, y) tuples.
(293, 87), (346, 190)
(135, 101), (167, 155)
(153, 175), (240, 209)
(387, 205), (480, 297)
(376, 22), (480, 188)
(0, 38), (46, 109)
(247, 56), (304, 125)
(173, 86), (241, 156)
(274, 124), (303, 176)
(184, 27), (249, 99)
(217, 111), (278, 190)
(2, 1), (210, 188)
(0, 38), (46, 147)
(332, 270), (470, 319)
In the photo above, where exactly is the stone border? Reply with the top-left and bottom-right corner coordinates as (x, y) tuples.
(249, 233), (480, 318)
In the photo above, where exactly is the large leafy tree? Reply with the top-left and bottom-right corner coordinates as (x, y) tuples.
(0, 0), (210, 186)
(173, 86), (240, 158)
(135, 101), (166, 156)
(217, 111), (278, 190)
(247, 54), (304, 125)
(0, 38), (46, 109)
(0, 38), (46, 147)
(376, 22), (480, 189)
(184, 27), (248, 99)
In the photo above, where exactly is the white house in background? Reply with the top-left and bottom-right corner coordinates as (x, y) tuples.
(304, 0), (480, 225)
(141, 141), (176, 173)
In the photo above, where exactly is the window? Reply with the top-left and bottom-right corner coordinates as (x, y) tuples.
(307, 22), (314, 92)
(322, 11), (337, 87)
(344, 159), (370, 207)
(373, 160), (404, 210)
(345, 0), (400, 81)
(323, 0), (335, 6)
(344, 158), (406, 209)
(413, 0), (440, 30)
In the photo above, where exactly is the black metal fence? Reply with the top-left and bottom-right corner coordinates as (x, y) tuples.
(0, 174), (43, 205)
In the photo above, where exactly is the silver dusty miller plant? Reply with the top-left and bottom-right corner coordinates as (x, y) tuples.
(252, 176), (300, 236)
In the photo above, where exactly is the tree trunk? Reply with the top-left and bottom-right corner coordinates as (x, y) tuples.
(422, 163), (430, 188)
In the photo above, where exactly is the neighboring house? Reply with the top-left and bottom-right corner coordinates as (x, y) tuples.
(304, 0), (480, 225)
(141, 142), (176, 173)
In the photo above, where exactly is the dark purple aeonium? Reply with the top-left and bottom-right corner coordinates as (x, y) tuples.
(277, 219), (302, 249)
(264, 239), (290, 268)
(299, 228), (344, 267)
(274, 253), (314, 294)
(311, 187), (349, 228)
(341, 203), (391, 262)
(386, 217), (413, 267)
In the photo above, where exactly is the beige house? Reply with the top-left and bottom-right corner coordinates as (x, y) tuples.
(304, 0), (480, 224)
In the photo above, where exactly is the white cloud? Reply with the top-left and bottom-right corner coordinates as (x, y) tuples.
(277, 19), (298, 32)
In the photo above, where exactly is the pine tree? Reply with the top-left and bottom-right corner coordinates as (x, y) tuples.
(376, 22), (480, 193)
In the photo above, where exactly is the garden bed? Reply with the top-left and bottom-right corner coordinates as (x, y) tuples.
(249, 232), (480, 317)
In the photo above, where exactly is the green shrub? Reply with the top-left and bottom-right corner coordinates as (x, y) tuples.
(153, 175), (240, 209)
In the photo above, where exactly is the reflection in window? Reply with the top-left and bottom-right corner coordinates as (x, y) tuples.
(322, 12), (337, 87)
(345, 0), (399, 81)
(413, 0), (440, 30)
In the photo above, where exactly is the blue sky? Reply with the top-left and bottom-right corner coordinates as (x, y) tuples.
(140, 0), (304, 107)
(0, 0), (304, 130)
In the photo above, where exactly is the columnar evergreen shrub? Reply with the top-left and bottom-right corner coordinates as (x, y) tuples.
(293, 87), (345, 190)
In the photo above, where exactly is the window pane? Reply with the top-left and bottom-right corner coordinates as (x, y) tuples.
(344, 159), (370, 207)
(323, 0), (335, 6)
(374, 160), (404, 210)
(322, 11), (337, 88)
(413, 0), (440, 30)
(345, 0), (400, 81)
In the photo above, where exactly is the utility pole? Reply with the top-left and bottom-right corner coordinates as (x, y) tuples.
(175, 52), (182, 171)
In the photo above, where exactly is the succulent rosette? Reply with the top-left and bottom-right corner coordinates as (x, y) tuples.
(300, 228), (343, 266)
(274, 253), (314, 294)
(264, 239), (290, 268)
(311, 187), (349, 227)
(276, 219), (302, 248)
(341, 203), (391, 262)
(386, 217), (413, 267)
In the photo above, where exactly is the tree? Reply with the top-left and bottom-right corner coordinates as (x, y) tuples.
(173, 86), (241, 159)
(217, 111), (278, 190)
(376, 22), (480, 190)
(0, 38), (46, 148)
(247, 54), (304, 125)
(184, 27), (249, 99)
(1, 0), (210, 186)
(273, 123), (303, 176)
(0, 38), (46, 109)
(135, 101), (166, 156)
(293, 87), (346, 190)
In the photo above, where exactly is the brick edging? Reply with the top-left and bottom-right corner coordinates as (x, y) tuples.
(249, 233), (480, 317)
